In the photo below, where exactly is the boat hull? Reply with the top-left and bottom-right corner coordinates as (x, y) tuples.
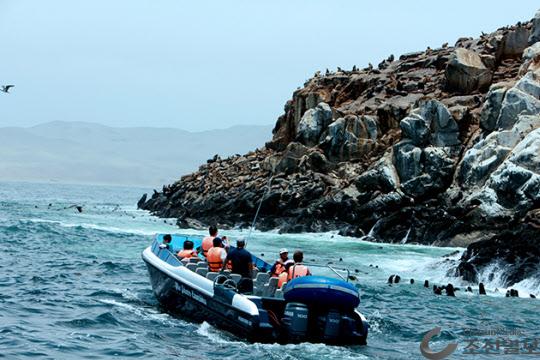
(142, 239), (368, 346)
(144, 260), (269, 341)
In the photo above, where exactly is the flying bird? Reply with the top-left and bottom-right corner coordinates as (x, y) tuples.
(1, 85), (14, 93)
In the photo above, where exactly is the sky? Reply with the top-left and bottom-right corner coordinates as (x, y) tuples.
(0, 1), (539, 132)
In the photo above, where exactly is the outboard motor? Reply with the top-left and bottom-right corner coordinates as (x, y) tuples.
(340, 313), (364, 344)
(281, 302), (309, 342)
(317, 309), (342, 342)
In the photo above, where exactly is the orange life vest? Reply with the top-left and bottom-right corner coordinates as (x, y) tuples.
(177, 249), (197, 259)
(272, 262), (285, 277)
(207, 247), (225, 272)
(201, 236), (214, 257)
(278, 271), (288, 288)
(288, 264), (310, 281)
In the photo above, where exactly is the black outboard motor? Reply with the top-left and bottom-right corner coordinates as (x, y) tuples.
(341, 313), (366, 344)
(317, 309), (342, 342)
(281, 302), (309, 343)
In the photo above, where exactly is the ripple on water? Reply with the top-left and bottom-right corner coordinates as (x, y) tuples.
(57, 312), (123, 329)
(1, 182), (539, 360)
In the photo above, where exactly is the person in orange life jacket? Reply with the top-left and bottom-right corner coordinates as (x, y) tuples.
(278, 260), (294, 288)
(207, 237), (227, 272)
(177, 240), (197, 259)
(288, 250), (312, 281)
(159, 234), (173, 250)
(270, 248), (289, 277)
(201, 225), (219, 258)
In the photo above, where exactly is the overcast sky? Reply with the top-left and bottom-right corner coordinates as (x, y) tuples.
(0, 1), (538, 131)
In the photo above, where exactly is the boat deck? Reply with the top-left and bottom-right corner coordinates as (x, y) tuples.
(181, 257), (283, 298)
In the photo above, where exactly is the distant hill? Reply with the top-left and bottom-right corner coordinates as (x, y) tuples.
(0, 121), (272, 186)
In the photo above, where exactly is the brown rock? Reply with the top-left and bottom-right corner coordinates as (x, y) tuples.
(446, 48), (493, 94)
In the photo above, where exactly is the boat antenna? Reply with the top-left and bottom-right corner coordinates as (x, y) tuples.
(246, 169), (274, 247)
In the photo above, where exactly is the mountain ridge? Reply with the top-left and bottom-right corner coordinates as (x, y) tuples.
(0, 121), (273, 187)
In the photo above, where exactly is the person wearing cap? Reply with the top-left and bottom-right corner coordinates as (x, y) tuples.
(223, 238), (253, 293)
(270, 248), (289, 277)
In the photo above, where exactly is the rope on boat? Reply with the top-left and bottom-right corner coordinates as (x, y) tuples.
(246, 170), (273, 247)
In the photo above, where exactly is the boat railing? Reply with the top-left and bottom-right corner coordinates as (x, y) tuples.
(305, 263), (353, 282)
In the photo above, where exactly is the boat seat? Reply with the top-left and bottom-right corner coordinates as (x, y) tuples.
(274, 289), (284, 299)
(188, 258), (200, 263)
(252, 285), (261, 296)
(206, 272), (219, 281)
(222, 270), (231, 275)
(251, 268), (259, 278)
(255, 273), (270, 286)
(263, 277), (279, 297)
(196, 268), (208, 277)
(186, 263), (198, 272)
(230, 274), (241, 284)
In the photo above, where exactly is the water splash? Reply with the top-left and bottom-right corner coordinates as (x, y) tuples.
(399, 227), (411, 245)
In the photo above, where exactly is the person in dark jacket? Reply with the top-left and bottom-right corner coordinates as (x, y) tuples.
(224, 238), (253, 293)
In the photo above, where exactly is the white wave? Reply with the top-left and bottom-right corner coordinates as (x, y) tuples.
(253, 342), (369, 360)
(411, 256), (540, 297)
(406, 250), (465, 285)
(476, 262), (540, 297)
(196, 322), (368, 359)
(97, 299), (177, 324)
(20, 217), (174, 236)
(196, 321), (244, 345)
(400, 227), (411, 245)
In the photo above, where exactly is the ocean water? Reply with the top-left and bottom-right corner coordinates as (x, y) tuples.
(0, 181), (538, 359)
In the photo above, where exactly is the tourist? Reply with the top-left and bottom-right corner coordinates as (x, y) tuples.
(278, 260), (294, 288)
(177, 240), (198, 259)
(287, 250), (312, 280)
(270, 248), (289, 277)
(207, 238), (227, 272)
(225, 238), (253, 293)
(160, 234), (173, 250)
(201, 225), (219, 258)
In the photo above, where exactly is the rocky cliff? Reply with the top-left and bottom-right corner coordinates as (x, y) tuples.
(140, 11), (540, 287)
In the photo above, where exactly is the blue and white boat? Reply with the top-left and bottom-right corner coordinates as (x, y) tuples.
(142, 234), (369, 345)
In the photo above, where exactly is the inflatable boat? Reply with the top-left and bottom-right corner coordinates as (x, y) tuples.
(142, 234), (368, 345)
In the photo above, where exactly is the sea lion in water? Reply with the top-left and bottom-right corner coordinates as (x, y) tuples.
(530, 294), (536, 299)
(479, 283), (486, 295)
(410, 279), (414, 284)
(394, 275), (401, 284)
(424, 280), (429, 288)
(446, 284), (455, 297)
(433, 285), (442, 295)
(388, 275), (395, 284)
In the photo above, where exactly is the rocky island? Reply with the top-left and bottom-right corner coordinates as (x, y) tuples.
(140, 11), (540, 287)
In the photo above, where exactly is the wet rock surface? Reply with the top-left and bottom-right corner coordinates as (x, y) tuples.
(140, 13), (540, 287)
